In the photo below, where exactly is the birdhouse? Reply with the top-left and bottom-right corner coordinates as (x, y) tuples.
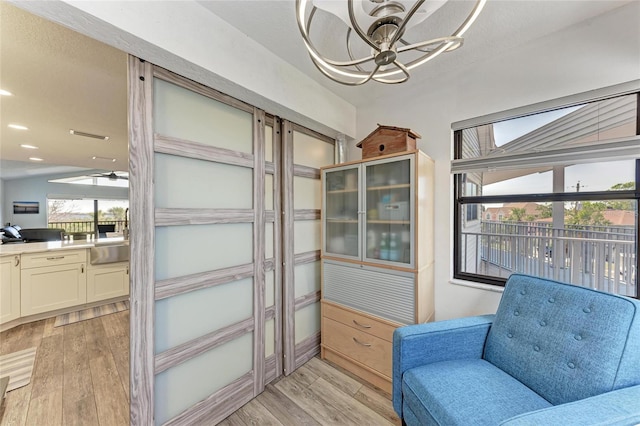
(356, 124), (421, 159)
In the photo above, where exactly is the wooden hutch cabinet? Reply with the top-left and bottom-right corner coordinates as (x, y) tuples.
(320, 150), (434, 394)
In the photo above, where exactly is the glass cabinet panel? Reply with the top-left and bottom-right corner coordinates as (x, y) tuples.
(323, 166), (360, 258)
(364, 157), (413, 265)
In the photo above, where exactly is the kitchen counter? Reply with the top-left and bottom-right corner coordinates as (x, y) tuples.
(0, 237), (127, 256)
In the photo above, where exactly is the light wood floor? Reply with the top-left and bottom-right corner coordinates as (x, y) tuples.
(0, 311), (130, 426)
(221, 357), (401, 426)
(1, 312), (400, 426)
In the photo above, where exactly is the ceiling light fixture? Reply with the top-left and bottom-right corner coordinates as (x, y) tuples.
(8, 124), (29, 130)
(29, 157), (44, 162)
(20, 144), (39, 149)
(92, 156), (117, 163)
(70, 129), (109, 141)
(296, 0), (486, 85)
(0, 89), (13, 96)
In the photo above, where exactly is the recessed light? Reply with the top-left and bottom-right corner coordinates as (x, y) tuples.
(29, 157), (44, 162)
(92, 156), (117, 163)
(20, 144), (39, 149)
(0, 89), (12, 96)
(8, 124), (28, 130)
(70, 129), (109, 141)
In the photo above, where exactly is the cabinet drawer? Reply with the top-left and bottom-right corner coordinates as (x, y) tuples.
(323, 301), (397, 342)
(322, 317), (392, 378)
(21, 249), (87, 269)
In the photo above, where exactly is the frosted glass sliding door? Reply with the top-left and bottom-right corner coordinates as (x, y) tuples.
(282, 121), (335, 374)
(129, 59), (268, 425)
(130, 58), (334, 425)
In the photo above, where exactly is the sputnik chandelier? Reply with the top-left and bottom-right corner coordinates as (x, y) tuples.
(296, 0), (487, 85)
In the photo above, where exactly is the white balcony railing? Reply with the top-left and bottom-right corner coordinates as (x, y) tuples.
(461, 221), (637, 297)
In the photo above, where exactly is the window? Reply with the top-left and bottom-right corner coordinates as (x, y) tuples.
(465, 182), (479, 222)
(48, 198), (129, 236)
(453, 91), (639, 298)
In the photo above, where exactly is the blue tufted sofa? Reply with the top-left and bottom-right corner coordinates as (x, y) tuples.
(393, 274), (640, 426)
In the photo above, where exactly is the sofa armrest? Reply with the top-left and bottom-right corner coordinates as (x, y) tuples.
(501, 385), (640, 426)
(392, 314), (495, 417)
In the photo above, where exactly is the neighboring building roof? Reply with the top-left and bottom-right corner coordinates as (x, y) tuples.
(462, 94), (636, 185)
(504, 202), (541, 216)
(485, 203), (543, 219)
(496, 95), (636, 154)
(602, 210), (636, 226)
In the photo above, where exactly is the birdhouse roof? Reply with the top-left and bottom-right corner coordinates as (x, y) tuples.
(356, 124), (422, 148)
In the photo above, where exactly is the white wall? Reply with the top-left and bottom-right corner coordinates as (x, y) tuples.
(2, 173), (128, 228)
(353, 2), (640, 320)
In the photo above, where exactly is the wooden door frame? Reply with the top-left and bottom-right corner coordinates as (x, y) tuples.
(128, 56), (155, 425)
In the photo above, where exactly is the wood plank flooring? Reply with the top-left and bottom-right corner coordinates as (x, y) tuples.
(0, 312), (130, 426)
(221, 357), (401, 426)
(1, 312), (400, 426)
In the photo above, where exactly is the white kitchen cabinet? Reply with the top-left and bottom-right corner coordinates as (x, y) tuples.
(0, 255), (21, 324)
(87, 261), (129, 303)
(20, 249), (87, 316)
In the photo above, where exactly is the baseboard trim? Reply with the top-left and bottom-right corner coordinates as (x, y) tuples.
(0, 296), (129, 332)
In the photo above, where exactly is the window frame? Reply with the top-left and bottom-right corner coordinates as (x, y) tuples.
(47, 197), (129, 236)
(452, 92), (640, 295)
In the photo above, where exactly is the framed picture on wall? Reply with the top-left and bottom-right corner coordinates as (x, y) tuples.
(13, 201), (39, 214)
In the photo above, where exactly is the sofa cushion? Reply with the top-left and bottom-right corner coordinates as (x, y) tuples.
(484, 274), (640, 405)
(402, 359), (551, 426)
(500, 385), (640, 426)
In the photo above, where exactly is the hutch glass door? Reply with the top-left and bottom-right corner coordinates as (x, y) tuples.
(363, 156), (413, 266)
(323, 166), (360, 259)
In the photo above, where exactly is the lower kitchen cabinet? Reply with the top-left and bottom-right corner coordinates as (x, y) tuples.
(0, 255), (21, 324)
(21, 262), (87, 316)
(87, 261), (129, 303)
(1, 246), (129, 331)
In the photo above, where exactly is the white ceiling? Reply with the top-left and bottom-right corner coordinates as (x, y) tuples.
(199, 0), (634, 107)
(0, 2), (128, 179)
(0, 1), (634, 179)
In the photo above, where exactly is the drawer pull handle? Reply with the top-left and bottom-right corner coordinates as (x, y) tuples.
(14, 256), (20, 267)
(352, 337), (372, 347)
(352, 320), (372, 329)
(47, 256), (65, 261)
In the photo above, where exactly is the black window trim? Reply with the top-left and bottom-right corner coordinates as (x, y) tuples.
(452, 93), (640, 297)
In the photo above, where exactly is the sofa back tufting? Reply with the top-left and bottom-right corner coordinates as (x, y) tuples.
(483, 274), (640, 406)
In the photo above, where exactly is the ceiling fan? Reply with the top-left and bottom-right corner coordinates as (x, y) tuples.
(90, 171), (129, 181)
